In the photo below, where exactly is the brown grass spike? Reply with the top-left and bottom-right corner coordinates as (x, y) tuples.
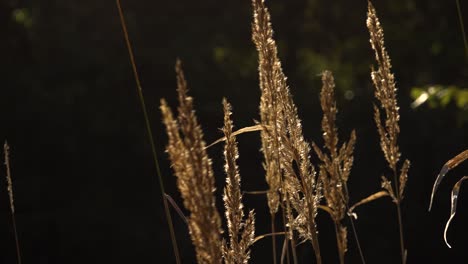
(251, 0), (322, 263)
(161, 60), (223, 264)
(221, 99), (255, 264)
(251, 0), (289, 262)
(367, 2), (410, 263)
(312, 71), (361, 264)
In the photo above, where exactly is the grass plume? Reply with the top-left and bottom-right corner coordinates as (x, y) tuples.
(251, 0), (290, 262)
(367, 1), (410, 263)
(312, 71), (357, 264)
(161, 60), (223, 264)
(221, 99), (255, 264)
(251, 0), (322, 263)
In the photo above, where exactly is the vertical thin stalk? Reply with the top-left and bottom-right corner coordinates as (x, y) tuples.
(309, 219), (322, 264)
(334, 222), (344, 264)
(343, 185), (366, 264)
(271, 214), (278, 264)
(393, 170), (406, 264)
(280, 210), (291, 264)
(4, 142), (22, 264)
(289, 226), (298, 264)
(115, 1), (181, 263)
(11, 215), (21, 264)
(455, 0), (468, 60)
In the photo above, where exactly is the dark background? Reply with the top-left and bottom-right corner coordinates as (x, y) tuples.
(0, 0), (467, 263)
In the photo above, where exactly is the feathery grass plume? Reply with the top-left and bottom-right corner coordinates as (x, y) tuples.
(367, 2), (410, 263)
(279, 79), (322, 264)
(251, 0), (322, 263)
(160, 60), (222, 264)
(251, 0), (288, 262)
(4, 142), (22, 264)
(312, 71), (357, 264)
(251, 0), (282, 216)
(221, 99), (255, 264)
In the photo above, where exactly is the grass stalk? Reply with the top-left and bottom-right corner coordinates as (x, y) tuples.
(271, 214), (278, 264)
(343, 185), (366, 264)
(333, 222), (344, 264)
(393, 170), (406, 264)
(114, 1), (181, 263)
(4, 142), (22, 264)
(455, 0), (468, 60)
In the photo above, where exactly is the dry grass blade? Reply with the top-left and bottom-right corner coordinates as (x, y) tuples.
(253, 232), (287, 244)
(160, 60), (222, 264)
(4, 142), (22, 264)
(444, 176), (468, 248)
(221, 99), (255, 264)
(164, 193), (189, 225)
(348, 191), (389, 216)
(429, 149), (468, 211)
(206, 124), (264, 149)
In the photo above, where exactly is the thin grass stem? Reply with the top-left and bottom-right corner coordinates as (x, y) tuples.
(393, 170), (406, 264)
(4, 142), (22, 264)
(334, 222), (344, 264)
(115, 1), (181, 263)
(343, 185), (366, 264)
(271, 214), (278, 264)
(280, 209), (291, 264)
(455, 0), (468, 60)
(11, 214), (22, 264)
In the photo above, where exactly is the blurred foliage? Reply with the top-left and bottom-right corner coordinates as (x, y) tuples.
(12, 8), (33, 28)
(411, 86), (468, 109)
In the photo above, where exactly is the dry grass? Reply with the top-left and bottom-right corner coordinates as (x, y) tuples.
(161, 61), (223, 264)
(312, 71), (357, 264)
(161, 62), (256, 264)
(3, 142), (22, 264)
(251, 0), (322, 262)
(363, 2), (411, 263)
(221, 99), (255, 264)
(158, 1), (421, 263)
(429, 149), (468, 248)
